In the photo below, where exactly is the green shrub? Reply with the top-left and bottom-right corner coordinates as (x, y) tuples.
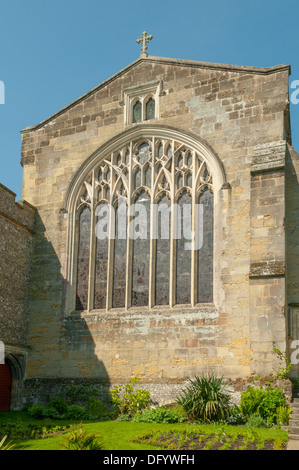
(109, 377), (151, 416)
(65, 405), (92, 421)
(28, 405), (48, 420)
(132, 406), (186, 424)
(258, 387), (286, 422)
(226, 409), (246, 425)
(47, 396), (68, 415)
(276, 406), (291, 425)
(240, 387), (265, 417)
(64, 383), (101, 405)
(240, 386), (287, 424)
(176, 373), (234, 422)
(43, 407), (61, 420)
(246, 414), (266, 428)
(87, 397), (106, 419)
(116, 414), (131, 421)
(60, 428), (103, 450)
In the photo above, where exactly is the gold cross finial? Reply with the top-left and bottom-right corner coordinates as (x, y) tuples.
(136, 31), (153, 58)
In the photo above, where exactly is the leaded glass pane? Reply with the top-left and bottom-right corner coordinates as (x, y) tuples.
(177, 173), (183, 188)
(94, 233), (108, 310)
(187, 152), (192, 168)
(145, 165), (151, 187)
(145, 98), (155, 120)
(156, 195), (171, 305)
(198, 189), (213, 302)
(158, 144), (163, 158)
(133, 101), (142, 123)
(76, 207), (91, 310)
(113, 203), (127, 308)
(176, 192), (192, 304)
(134, 167), (141, 190)
(132, 192), (150, 306)
(138, 142), (150, 164)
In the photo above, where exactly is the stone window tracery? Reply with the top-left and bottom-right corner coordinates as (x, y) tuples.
(74, 135), (214, 311)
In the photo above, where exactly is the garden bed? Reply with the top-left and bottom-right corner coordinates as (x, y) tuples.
(132, 428), (287, 451)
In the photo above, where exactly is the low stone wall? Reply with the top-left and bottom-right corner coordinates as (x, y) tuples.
(22, 376), (293, 409)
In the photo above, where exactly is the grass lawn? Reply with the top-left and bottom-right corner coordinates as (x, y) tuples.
(0, 412), (289, 451)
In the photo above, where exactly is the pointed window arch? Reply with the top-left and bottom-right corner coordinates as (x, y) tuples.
(66, 127), (225, 313)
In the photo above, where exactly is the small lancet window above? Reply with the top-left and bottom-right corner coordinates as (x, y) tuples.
(124, 81), (161, 124)
(133, 101), (142, 123)
(145, 97), (155, 120)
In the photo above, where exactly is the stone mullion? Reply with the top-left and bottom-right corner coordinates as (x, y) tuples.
(149, 137), (156, 308)
(169, 140), (176, 307)
(106, 154), (115, 310)
(191, 150), (198, 307)
(125, 142), (133, 310)
(87, 169), (96, 312)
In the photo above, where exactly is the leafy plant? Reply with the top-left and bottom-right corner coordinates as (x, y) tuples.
(132, 406), (186, 424)
(64, 405), (92, 421)
(246, 414), (266, 428)
(272, 342), (292, 379)
(176, 373), (234, 422)
(28, 405), (48, 420)
(240, 387), (265, 417)
(226, 410), (246, 425)
(109, 377), (151, 416)
(47, 396), (68, 415)
(273, 438), (285, 450)
(116, 413), (131, 421)
(60, 428), (103, 450)
(64, 383), (101, 405)
(258, 387), (286, 422)
(240, 385), (287, 424)
(86, 397), (106, 419)
(0, 436), (15, 450)
(276, 406), (291, 425)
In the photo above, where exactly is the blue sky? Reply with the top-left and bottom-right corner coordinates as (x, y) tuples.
(0, 0), (298, 199)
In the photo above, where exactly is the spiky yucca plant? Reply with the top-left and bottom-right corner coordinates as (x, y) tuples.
(0, 436), (15, 450)
(176, 373), (234, 422)
(60, 428), (103, 450)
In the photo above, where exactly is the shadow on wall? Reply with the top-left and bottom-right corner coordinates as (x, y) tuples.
(286, 146), (299, 379)
(23, 212), (111, 407)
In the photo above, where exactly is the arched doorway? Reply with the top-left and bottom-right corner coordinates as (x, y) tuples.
(0, 362), (12, 411)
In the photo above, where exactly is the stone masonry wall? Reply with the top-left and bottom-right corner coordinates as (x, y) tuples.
(0, 183), (35, 348)
(286, 145), (299, 378)
(20, 57), (291, 401)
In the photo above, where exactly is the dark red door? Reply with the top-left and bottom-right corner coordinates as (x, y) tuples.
(0, 363), (12, 411)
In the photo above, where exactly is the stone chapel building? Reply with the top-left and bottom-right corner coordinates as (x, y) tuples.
(1, 37), (299, 409)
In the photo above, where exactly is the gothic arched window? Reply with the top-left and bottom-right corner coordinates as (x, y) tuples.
(73, 135), (214, 311)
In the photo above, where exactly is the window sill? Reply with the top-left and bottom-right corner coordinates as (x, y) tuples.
(72, 303), (217, 318)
